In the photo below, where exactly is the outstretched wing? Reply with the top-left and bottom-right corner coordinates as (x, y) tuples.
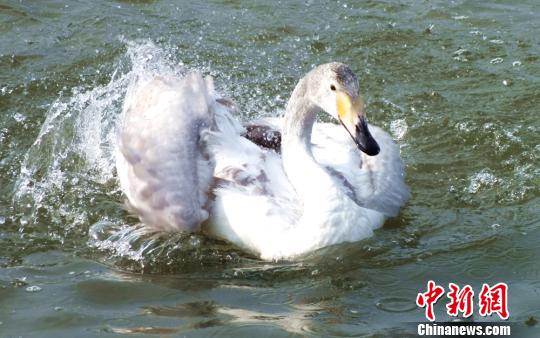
(116, 73), (216, 232)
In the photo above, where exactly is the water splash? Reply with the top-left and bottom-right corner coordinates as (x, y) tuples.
(11, 40), (193, 235)
(389, 119), (408, 140)
(87, 219), (246, 273)
(467, 169), (499, 194)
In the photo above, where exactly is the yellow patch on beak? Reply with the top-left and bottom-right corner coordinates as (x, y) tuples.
(336, 92), (364, 125)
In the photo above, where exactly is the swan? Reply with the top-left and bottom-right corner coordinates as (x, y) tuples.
(116, 63), (410, 260)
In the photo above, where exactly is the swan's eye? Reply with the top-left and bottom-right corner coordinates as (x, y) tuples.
(330, 84), (336, 91)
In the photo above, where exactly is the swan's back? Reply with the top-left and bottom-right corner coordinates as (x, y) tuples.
(116, 74), (215, 232)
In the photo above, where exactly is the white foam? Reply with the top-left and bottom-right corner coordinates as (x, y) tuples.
(467, 169), (498, 194)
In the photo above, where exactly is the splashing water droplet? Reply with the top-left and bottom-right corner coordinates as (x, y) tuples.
(13, 113), (26, 123)
(25, 285), (42, 292)
(390, 119), (408, 140)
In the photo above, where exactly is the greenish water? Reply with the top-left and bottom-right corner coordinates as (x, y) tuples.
(1, 0), (539, 336)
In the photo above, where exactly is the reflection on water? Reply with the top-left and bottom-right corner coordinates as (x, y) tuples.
(0, 0), (539, 336)
(110, 301), (305, 336)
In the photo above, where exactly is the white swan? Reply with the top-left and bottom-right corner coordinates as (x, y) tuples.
(116, 63), (409, 260)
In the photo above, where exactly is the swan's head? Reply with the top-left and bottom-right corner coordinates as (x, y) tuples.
(308, 63), (380, 156)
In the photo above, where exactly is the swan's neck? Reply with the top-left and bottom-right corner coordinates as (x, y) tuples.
(283, 79), (317, 150)
(282, 78), (334, 202)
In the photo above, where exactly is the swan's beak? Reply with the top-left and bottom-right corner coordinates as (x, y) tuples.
(336, 92), (380, 156)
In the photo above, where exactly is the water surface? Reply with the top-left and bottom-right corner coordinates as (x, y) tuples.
(1, 0), (539, 336)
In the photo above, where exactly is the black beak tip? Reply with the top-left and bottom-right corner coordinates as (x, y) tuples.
(342, 117), (381, 157)
(356, 120), (380, 156)
(362, 137), (380, 156)
(364, 141), (380, 156)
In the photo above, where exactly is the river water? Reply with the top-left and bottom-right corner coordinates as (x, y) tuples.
(1, 1), (539, 337)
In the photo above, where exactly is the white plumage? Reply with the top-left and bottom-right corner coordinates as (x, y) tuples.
(116, 64), (410, 260)
(116, 74), (217, 232)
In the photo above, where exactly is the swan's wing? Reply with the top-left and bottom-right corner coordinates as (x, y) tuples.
(206, 123), (300, 251)
(311, 123), (410, 217)
(116, 73), (217, 232)
(243, 124), (282, 152)
(247, 118), (410, 217)
(242, 116), (284, 152)
(209, 132), (299, 219)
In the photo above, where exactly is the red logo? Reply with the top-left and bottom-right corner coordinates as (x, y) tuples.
(479, 282), (509, 320)
(446, 283), (474, 318)
(416, 280), (445, 321)
(416, 281), (509, 321)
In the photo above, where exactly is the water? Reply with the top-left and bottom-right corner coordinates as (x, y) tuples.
(1, 0), (539, 336)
